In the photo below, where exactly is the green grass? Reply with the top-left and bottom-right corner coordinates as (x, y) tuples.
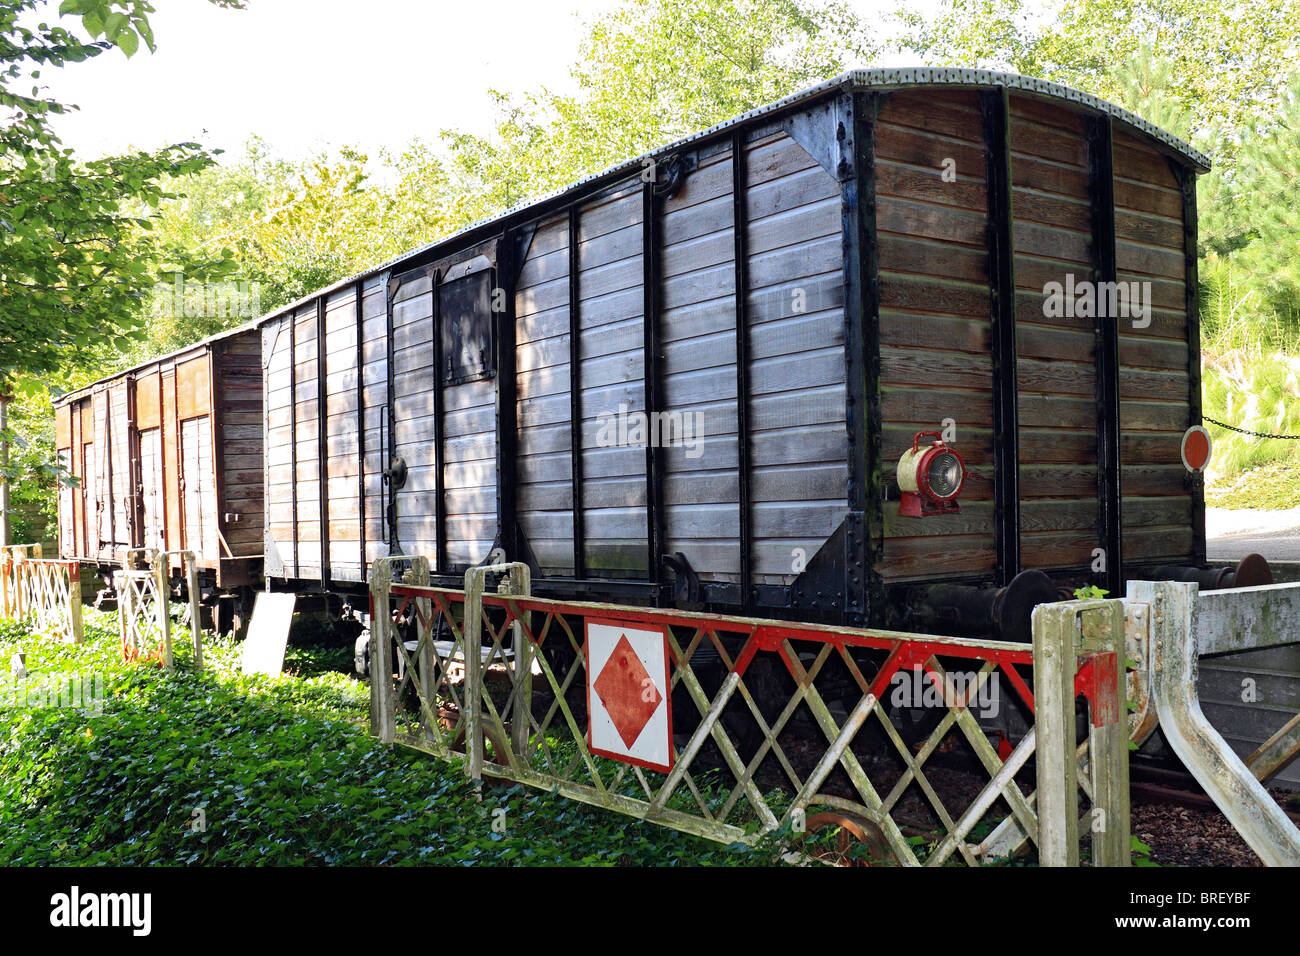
(1201, 334), (1300, 509)
(1206, 460), (1300, 510)
(0, 610), (781, 866)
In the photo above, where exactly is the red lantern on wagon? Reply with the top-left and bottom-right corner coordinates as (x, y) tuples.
(897, 431), (967, 517)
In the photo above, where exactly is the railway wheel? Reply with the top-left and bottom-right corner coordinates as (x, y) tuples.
(804, 810), (893, 865)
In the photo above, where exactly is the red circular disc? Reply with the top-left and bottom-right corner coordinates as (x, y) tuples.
(1181, 426), (1212, 473)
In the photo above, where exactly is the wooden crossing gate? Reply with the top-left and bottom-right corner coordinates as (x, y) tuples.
(369, 558), (1131, 866)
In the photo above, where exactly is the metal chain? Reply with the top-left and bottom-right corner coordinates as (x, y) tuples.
(1202, 415), (1300, 440)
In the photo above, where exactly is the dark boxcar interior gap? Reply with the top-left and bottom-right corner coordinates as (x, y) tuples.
(981, 87), (1021, 587)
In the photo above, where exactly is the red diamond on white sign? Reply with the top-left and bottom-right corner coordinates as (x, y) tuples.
(586, 620), (673, 772)
(593, 635), (662, 748)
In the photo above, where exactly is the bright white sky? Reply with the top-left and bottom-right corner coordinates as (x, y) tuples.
(35, 0), (933, 164)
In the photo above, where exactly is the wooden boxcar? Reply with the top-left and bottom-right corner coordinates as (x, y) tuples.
(53, 327), (264, 593)
(251, 68), (1247, 639)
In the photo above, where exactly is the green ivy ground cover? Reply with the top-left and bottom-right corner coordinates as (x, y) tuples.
(0, 611), (775, 866)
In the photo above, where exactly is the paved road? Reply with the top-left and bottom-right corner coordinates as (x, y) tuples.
(1206, 507), (1300, 562)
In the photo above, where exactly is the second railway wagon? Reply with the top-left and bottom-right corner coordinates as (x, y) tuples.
(53, 327), (264, 614)
(251, 68), (1264, 640)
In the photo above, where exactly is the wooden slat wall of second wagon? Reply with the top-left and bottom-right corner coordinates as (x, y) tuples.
(109, 380), (132, 556)
(54, 405), (73, 557)
(1009, 94), (1099, 571)
(875, 89), (995, 584)
(1113, 130), (1194, 566)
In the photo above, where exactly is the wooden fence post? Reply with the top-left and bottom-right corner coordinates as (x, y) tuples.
(507, 563), (533, 763)
(67, 562), (83, 644)
(1032, 601), (1079, 866)
(463, 566), (485, 781)
(1, 550), (11, 618)
(14, 552), (25, 619)
(183, 552), (202, 671)
(1079, 601), (1130, 867)
(409, 556), (435, 747)
(154, 551), (172, 669)
(369, 558), (394, 743)
(114, 570), (129, 656)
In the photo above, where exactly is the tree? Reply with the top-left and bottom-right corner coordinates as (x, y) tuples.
(129, 137), (459, 350)
(0, 0), (244, 545)
(0, 0), (244, 393)
(442, 0), (877, 224)
(893, 0), (1300, 161)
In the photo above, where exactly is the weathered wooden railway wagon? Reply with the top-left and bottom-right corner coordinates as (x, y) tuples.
(163, 69), (1255, 643)
(253, 68), (1255, 638)
(52, 328), (264, 601)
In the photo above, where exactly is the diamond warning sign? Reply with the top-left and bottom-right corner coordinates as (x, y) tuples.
(585, 620), (673, 772)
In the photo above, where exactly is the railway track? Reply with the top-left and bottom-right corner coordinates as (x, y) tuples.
(1130, 758), (1300, 825)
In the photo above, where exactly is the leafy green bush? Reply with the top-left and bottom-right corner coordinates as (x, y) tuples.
(1202, 348), (1300, 480)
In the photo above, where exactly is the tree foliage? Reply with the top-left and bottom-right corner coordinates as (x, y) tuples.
(0, 0), (241, 393)
(894, 0), (1300, 157)
(441, 0), (876, 224)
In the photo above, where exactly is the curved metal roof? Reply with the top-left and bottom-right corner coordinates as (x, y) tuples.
(278, 67), (1209, 319)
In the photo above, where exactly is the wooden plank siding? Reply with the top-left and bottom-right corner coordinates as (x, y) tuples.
(875, 89), (996, 583)
(505, 130), (850, 587)
(514, 214), (576, 575)
(1112, 129), (1196, 567)
(576, 182), (649, 577)
(390, 270), (438, 560)
(744, 130), (848, 583)
(321, 287), (364, 582)
(660, 145), (740, 580)
(263, 316), (297, 576)
(1008, 94), (1100, 571)
(291, 306), (322, 577)
(214, 332), (266, 584)
(359, 277), (388, 573)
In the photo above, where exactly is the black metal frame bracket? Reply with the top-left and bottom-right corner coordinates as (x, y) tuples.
(981, 86), (1021, 588)
(1089, 115), (1123, 595)
(842, 89), (885, 625)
